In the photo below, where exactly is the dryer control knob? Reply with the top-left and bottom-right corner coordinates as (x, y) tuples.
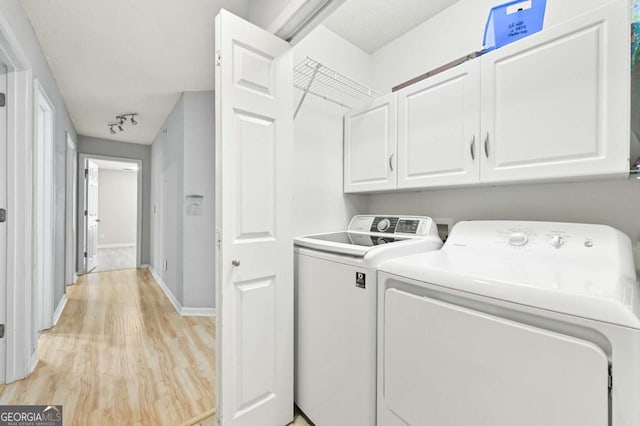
(549, 235), (566, 249)
(377, 218), (392, 232)
(508, 232), (528, 247)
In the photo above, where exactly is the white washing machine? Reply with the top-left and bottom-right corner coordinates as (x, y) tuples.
(294, 215), (443, 426)
(377, 220), (640, 426)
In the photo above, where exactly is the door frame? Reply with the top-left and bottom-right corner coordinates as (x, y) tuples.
(65, 132), (77, 285)
(0, 8), (35, 384)
(77, 153), (143, 274)
(33, 78), (55, 337)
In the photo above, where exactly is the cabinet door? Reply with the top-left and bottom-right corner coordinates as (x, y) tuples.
(344, 94), (397, 193)
(397, 60), (480, 189)
(480, 0), (629, 184)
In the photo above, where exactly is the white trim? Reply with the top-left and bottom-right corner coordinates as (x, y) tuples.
(33, 78), (55, 335)
(65, 132), (77, 286)
(267, 0), (345, 44)
(73, 273), (78, 284)
(145, 265), (182, 315)
(143, 265), (215, 317)
(0, 6), (33, 384)
(267, 0), (309, 33)
(78, 154), (143, 274)
(181, 307), (217, 317)
(97, 243), (136, 249)
(29, 353), (38, 375)
(52, 294), (67, 326)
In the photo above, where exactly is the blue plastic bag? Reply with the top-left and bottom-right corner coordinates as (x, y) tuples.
(483, 0), (547, 51)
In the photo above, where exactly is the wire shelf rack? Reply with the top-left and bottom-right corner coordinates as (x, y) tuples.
(293, 57), (380, 118)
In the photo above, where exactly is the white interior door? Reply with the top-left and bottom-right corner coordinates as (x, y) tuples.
(0, 64), (7, 383)
(85, 160), (99, 272)
(215, 9), (293, 426)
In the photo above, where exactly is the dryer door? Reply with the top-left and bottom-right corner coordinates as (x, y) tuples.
(381, 288), (609, 426)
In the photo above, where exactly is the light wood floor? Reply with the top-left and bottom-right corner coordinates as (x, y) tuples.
(94, 246), (137, 272)
(0, 268), (216, 425)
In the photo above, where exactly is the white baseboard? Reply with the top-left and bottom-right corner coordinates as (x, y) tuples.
(98, 243), (136, 249)
(29, 352), (38, 374)
(52, 294), (68, 326)
(145, 265), (216, 317)
(181, 307), (216, 317)
(73, 273), (78, 283)
(146, 265), (182, 315)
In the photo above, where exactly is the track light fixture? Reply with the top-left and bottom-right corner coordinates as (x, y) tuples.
(107, 113), (139, 134)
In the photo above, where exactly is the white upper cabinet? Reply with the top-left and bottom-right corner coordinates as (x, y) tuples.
(342, 0), (629, 193)
(397, 60), (481, 189)
(480, 0), (629, 183)
(344, 93), (397, 193)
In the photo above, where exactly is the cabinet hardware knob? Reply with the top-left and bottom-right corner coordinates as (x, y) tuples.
(484, 133), (490, 158)
(470, 136), (476, 160)
(232, 259), (240, 267)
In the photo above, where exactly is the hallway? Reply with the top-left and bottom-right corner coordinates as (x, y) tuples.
(0, 269), (215, 425)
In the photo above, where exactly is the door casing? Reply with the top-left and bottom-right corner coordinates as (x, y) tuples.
(77, 154), (143, 274)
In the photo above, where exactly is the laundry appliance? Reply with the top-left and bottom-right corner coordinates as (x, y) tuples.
(294, 215), (443, 426)
(377, 220), (640, 426)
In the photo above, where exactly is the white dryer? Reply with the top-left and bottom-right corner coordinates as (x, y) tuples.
(294, 215), (443, 426)
(377, 220), (640, 426)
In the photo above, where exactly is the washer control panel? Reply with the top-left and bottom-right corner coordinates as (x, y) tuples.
(348, 215), (435, 236)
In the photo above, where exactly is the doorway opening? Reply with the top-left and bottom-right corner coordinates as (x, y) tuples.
(78, 155), (142, 274)
(33, 79), (55, 339)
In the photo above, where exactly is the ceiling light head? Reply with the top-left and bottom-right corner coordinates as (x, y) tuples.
(130, 115), (138, 125)
(117, 116), (126, 125)
(109, 126), (116, 135)
(117, 124), (124, 132)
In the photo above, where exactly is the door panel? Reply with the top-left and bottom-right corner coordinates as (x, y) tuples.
(397, 60), (480, 188)
(344, 94), (397, 193)
(215, 9), (293, 426)
(85, 160), (98, 272)
(382, 288), (608, 426)
(480, 0), (629, 183)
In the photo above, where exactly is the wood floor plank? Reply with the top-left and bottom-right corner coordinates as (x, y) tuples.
(0, 268), (216, 426)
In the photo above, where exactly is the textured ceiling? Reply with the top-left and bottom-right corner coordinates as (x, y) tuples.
(22, 0), (249, 145)
(324, 0), (460, 54)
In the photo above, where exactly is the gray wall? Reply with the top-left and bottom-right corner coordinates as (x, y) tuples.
(151, 91), (215, 310)
(182, 92), (215, 309)
(0, 1), (78, 313)
(77, 136), (152, 264)
(97, 169), (137, 246)
(151, 96), (185, 304)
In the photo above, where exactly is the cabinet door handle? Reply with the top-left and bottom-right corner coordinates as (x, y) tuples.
(470, 136), (476, 160)
(484, 133), (490, 158)
(389, 153), (394, 172)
